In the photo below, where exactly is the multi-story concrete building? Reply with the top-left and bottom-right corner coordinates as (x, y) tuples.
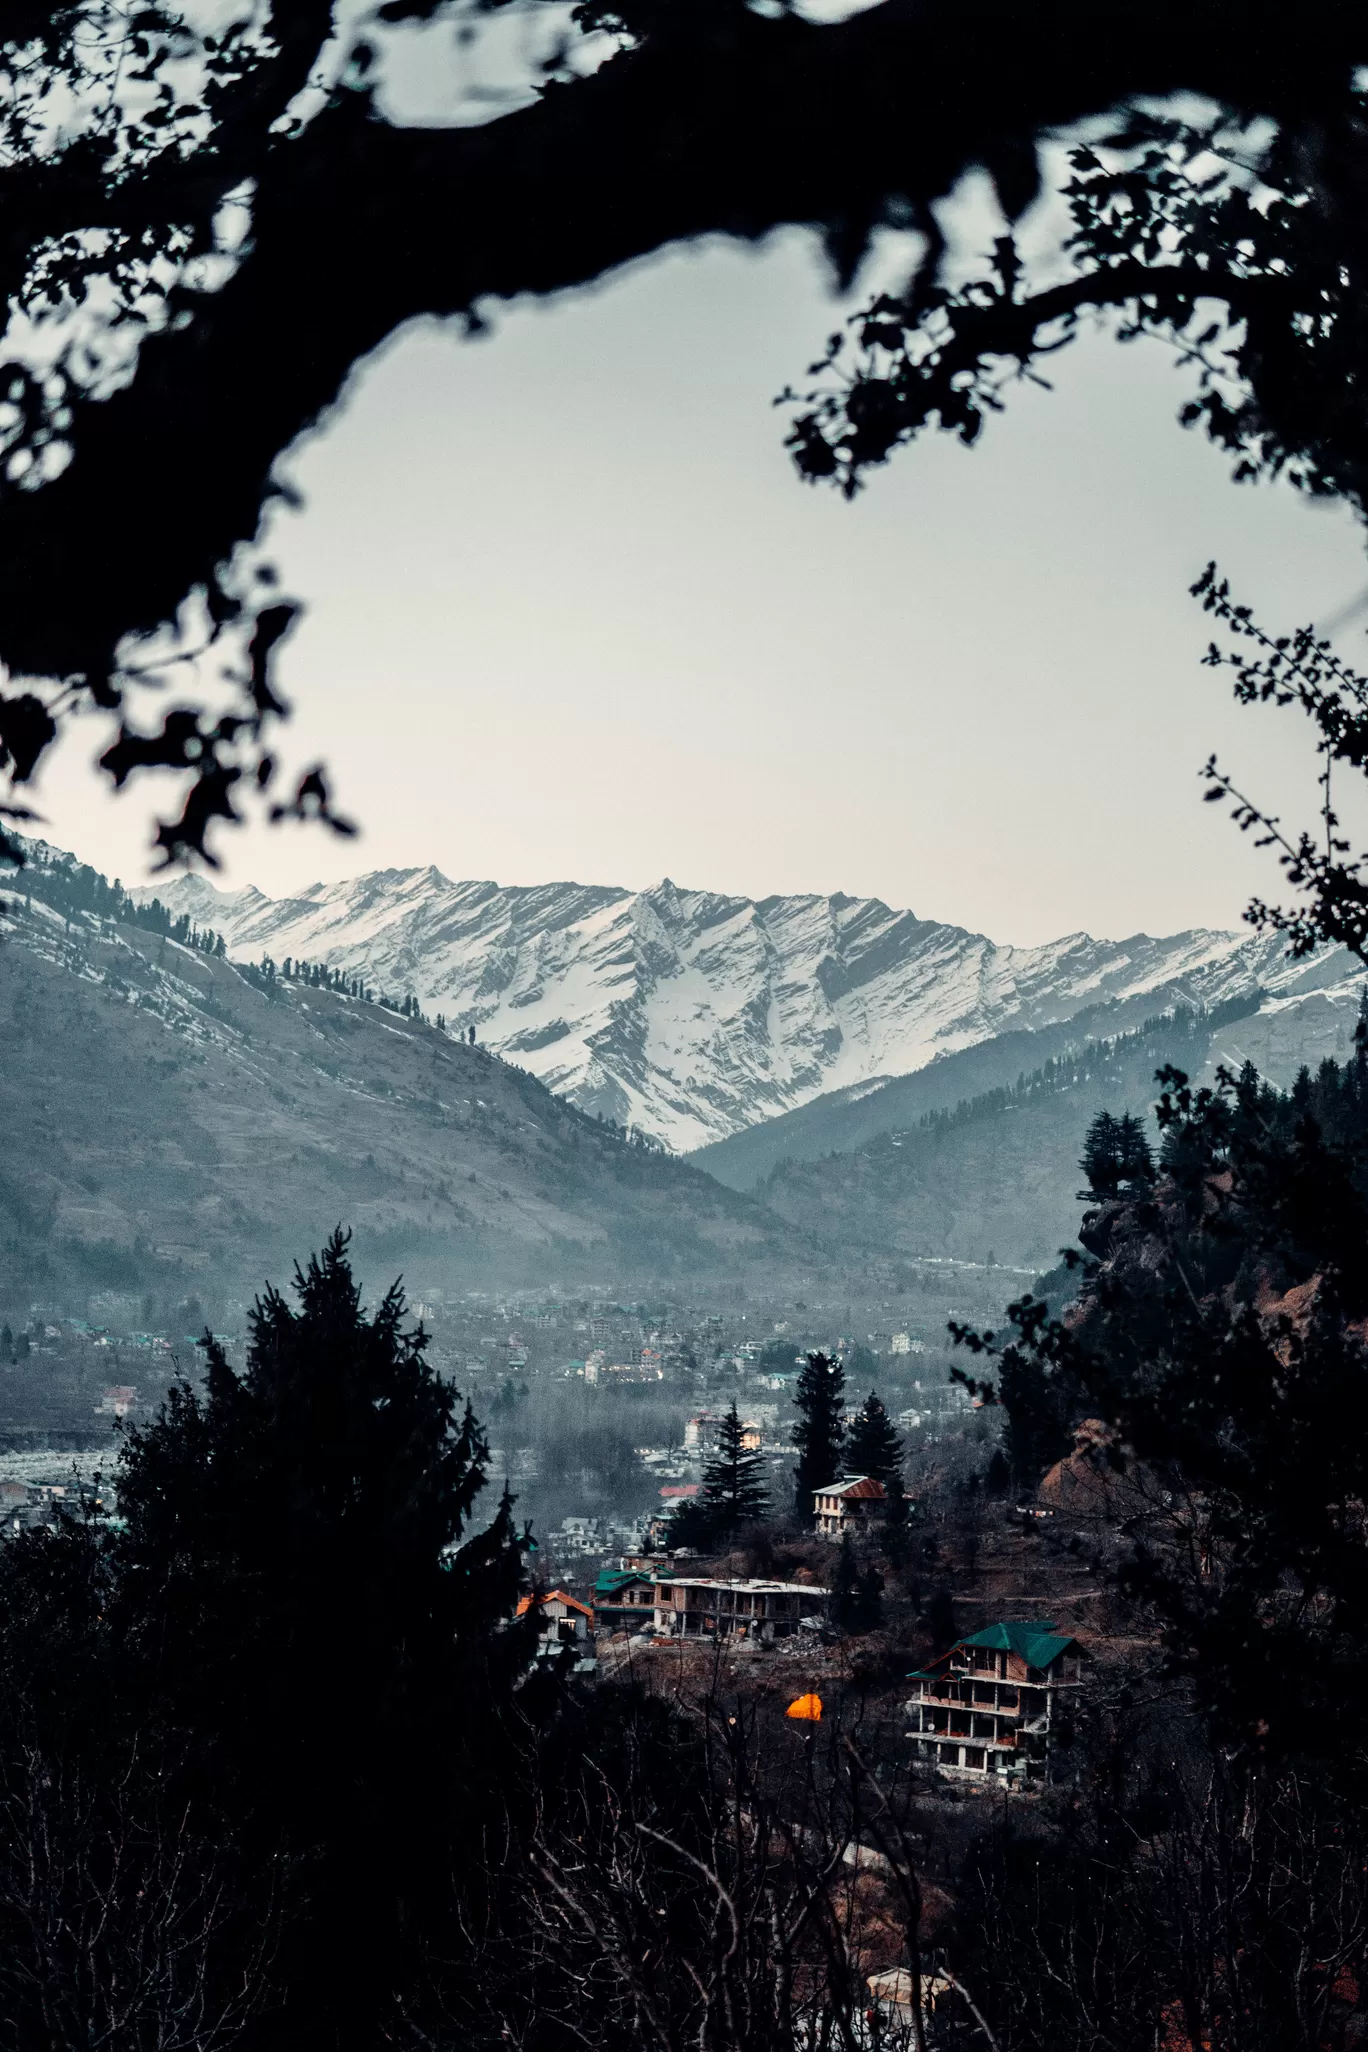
(652, 1576), (828, 1642)
(905, 1621), (1084, 1782)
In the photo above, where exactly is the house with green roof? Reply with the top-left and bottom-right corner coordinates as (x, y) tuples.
(905, 1621), (1085, 1783)
(591, 1565), (658, 1634)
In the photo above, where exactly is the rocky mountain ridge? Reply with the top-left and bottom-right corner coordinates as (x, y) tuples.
(135, 864), (1333, 1153)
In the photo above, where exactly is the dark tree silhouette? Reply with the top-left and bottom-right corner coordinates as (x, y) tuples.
(954, 1044), (1368, 1781)
(0, 7), (1365, 859)
(792, 1350), (844, 1523)
(1193, 573), (1368, 965)
(788, 100), (1368, 515)
(1080, 1109), (1155, 1199)
(1080, 1111), (1123, 1197)
(845, 1390), (904, 1486)
(697, 1400), (770, 1541)
(846, 1388), (909, 1530)
(112, 1228), (532, 2046)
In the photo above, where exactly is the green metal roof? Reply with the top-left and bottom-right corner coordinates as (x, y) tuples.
(957, 1621), (1075, 1669)
(593, 1568), (655, 1596)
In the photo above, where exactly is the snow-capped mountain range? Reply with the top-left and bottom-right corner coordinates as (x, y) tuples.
(135, 867), (1357, 1153)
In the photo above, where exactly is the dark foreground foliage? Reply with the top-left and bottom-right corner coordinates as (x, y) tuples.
(0, 8), (1366, 860)
(957, 1020), (1368, 1782)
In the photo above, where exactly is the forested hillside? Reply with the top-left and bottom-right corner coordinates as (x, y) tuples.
(755, 1004), (1258, 1269)
(0, 847), (818, 1305)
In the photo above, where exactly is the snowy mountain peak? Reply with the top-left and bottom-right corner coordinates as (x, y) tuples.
(132, 865), (1331, 1152)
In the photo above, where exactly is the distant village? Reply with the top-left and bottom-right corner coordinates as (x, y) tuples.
(0, 1260), (1106, 1793)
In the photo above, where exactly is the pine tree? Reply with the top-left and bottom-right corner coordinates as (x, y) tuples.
(793, 1351), (845, 1524)
(1083, 1109), (1156, 1199)
(697, 1402), (770, 1542)
(111, 1230), (532, 2043)
(1079, 1110), (1123, 1197)
(845, 1392), (904, 1485)
(1115, 1112), (1155, 1189)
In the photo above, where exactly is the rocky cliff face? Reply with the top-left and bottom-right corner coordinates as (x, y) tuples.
(139, 866), (1323, 1152)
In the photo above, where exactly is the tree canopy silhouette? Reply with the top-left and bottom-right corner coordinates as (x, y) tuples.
(670, 1399), (770, 1547)
(1, 3), (1366, 861)
(18, 1228), (536, 2050)
(844, 1389), (903, 1486)
(792, 1348), (844, 1522)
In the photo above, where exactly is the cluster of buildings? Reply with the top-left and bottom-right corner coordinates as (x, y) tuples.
(525, 1568), (831, 1652)
(521, 1568), (1084, 1785)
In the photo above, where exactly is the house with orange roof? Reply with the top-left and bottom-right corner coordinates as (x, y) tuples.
(516, 1588), (595, 1660)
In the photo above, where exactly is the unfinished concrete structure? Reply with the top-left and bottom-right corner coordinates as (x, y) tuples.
(652, 1576), (828, 1642)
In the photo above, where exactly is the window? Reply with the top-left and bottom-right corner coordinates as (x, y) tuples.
(965, 1748), (986, 1770)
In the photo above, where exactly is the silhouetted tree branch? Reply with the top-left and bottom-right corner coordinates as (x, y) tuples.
(1, 3), (1366, 858)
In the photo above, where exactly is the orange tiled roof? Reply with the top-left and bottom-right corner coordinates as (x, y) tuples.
(516, 1589), (593, 1620)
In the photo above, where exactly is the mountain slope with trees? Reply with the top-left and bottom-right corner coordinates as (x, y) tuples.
(694, 973), (1366, 1188)
(755, 1003), (1260, 1270)
(0, 845), (820, 1303)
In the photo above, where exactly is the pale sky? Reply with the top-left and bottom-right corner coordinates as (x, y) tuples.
(34, 225), (1368, 947)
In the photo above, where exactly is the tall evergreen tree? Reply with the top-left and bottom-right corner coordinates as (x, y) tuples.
(1116, 1112), (1156, 1189)
(1081, 1109), (1155, 1199)
(1079, 1110), (1123, 1197)
(793, 1351), (844, 1524)
(111, 1229), (532, 2050)
(698, 1402), (770, 1542)
(845, 1391), (904, 1484)
(847, 1389), (909, 1528)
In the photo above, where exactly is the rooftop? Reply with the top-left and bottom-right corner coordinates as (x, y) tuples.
(517, 1589), (594, 1620)
(656, 1577), (830, 1597)
(593, 1567), (655, 1595)
(909, 1620), (1078, 1678)
(816, 1475), (886, 1500)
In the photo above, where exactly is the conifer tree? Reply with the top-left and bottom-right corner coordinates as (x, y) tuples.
(1081, 1108), (1155, 1198)
(116, 1229), (529, 1768)
(1116, 1112), (1155, 1189)
(793, 1351), (845, 1524)
(111, 1229), (531, 2047)
(697, 1402), (769, 1542)
(847, 1389), (910, 1528)
(845, 1392), (904, 1485)
(1079, 1110), (1123, 1197)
